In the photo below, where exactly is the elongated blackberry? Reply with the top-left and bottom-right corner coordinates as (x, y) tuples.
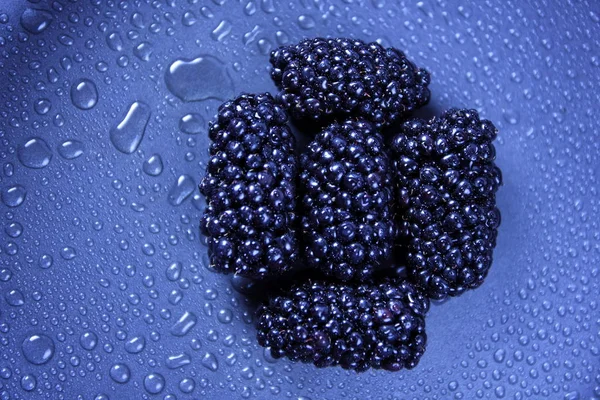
(256, 279), (429, 372)
(300, 119), (395, 281)
(199, 93), (299, 279)
(270, 37), (430, 128)
(391, 109), (502, 299)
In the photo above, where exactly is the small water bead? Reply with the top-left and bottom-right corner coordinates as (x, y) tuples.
(18, 137), (52, 169)
(71, 79), (98, 110)
(109, 363), (131, 383)
(22, 334), (55, 365)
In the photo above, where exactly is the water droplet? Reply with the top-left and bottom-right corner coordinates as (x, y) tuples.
(71, 79), (98, 110)
(22, 334), (55, 365)
(5, 289), (25, 306)
(134, 42), (153, 61)
(106, 32), (124, 51)
(80, 331), (98, 350)
(110, 101), (151, 154)
(18, 137), (52, 169)
(165, 55), (234, 102)
(211, 20), (232, 41)
(142, 154), (163, 176)
(109, 363), (131, 383)
(170, 311), (197, 336)
(179, 113), (205, 134)
(125, 336), (145, 354)
(201, 352), (218, 371)
(34, 98), (51, 115)
(166, 353), (192, 369)
(57, 140), (84, 159)
(503, 109), (520, 125)
(168, 175), (196, 206)
(144, 373), (165, 394)
(39, 254), (53, 269)
(60, 246), (76, 260)
(20, 374), (37, 391)
(179, 377), (195, 393)
(5, 222), (23, 238)
(2, 185), (27, 207)
(20, 8), (52, 34)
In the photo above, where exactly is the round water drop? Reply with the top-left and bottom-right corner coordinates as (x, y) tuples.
(168, 175), (196, 206)
(5, 222), (22, 238)
(143, 154), (163, 176)
(39, 254), (53, 269)
(109, 363), (130, 383)
(217, 308), (233, 324)
(71, 79), (98, 110)
(106, 32), (124, 51)
(80, 331), (98, 350)
(165, 55), (234, 102)
(143, 373), (165, 394)
(125, 336), (145, 354)
(179, 378), (195, 393)
(179, 113), (205, 134)
(60, 246), (76, 260)
(2, 185), (27, 207)
(5, 289), (25, 306)
(20, 374), (37, 391)
(34, 98), (51, 115)
(110, 101), (151, 154)
(166, 262), (182, 281)
(22, 334), (55, 365)
(134, 42), (153, 61)
(21, 8), (52, 34)
(58, 140), (84, 160)
(18, 137), (52, 169)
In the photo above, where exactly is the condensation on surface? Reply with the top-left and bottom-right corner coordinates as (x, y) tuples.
(0, 1), (599, 399)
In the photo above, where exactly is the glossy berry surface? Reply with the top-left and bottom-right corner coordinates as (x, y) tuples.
(256, 279), (429, 372)
(299, 119), (396, 281)
(391, 109), (502, 299)
(270, 37), (431, 128)
(199, 93), (299, 279)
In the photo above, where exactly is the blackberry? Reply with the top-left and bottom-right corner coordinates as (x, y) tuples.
(391, 109), (502, 299)
(270, 37), (430, 128)
(300, 119), (395, 281)
(199, 93), (299, 279)
(256, 279), (429, 372)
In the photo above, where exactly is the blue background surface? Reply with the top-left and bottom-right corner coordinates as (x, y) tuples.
(0, 0), (599, 399)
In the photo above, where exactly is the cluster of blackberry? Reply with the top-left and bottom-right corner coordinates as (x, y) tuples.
(199, 38), (502, 372)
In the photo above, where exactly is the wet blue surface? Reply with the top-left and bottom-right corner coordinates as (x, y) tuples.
(0, 1), (599, 399)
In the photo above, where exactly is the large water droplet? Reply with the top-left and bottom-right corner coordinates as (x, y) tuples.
(71, 79), (98, 110)
(168, 175), (196, 206)
(18, 138), (52, 169)
(165, 55), (234, 102)
(22, 334), (55, 365)
(2, 185), (27, 207)
(110, 101), (151, 154)
(179, 113), (205, 135)
(58, 140), (84, 159)
(143, 154), (163, 176)
(109, 363), (131, 383)
(170, 311), (197, 336)
(144, 373), (165, 394)
(20, 8), (52, 34)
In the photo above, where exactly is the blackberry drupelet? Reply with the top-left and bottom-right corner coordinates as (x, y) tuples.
(199, 93), (299, 279)
(270, 37), (431, 128)
(256, 279), (429, 372)
(391, 109), (502, 299)
(299, 119), (395, 281)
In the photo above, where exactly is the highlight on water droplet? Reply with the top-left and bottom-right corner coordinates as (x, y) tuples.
(2, 185), (27, 207)
(71, 79), (98, 110)
(109, 363), (131, 384)
(58, 140), (84, 159)
(143, 154), (163, 176)
(22, 334), (55, 365)
(165, 55), (234, 102)
(143, 373), (165, 394)
(110, 101), (151, 154)
(170, 311), (197, 336)
(168, 175), (196, 206)
(18, 137), (52, 169)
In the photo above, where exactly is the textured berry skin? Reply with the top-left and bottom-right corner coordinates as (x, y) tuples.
(391, 109), (502, 299)
(270, 37), (430, 128)
(199, 93), (299, 279)
(299, 119), (395, 281)
(256, 279), (429, 372)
